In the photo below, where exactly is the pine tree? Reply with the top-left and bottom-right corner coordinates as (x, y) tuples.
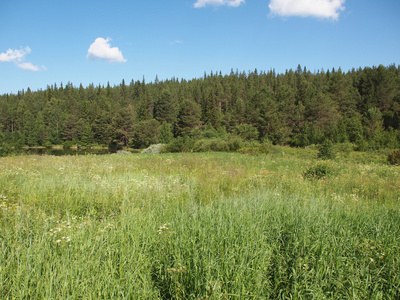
(154, 89), (176, 124)
(159, 122), (173, 144)
(175, 99), (202, 136)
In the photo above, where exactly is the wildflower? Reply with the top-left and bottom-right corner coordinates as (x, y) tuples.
(56, 239), (62, 243)
(158, 223), (173, 235)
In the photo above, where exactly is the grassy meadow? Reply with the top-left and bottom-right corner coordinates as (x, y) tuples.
(0, 147), (399, 299)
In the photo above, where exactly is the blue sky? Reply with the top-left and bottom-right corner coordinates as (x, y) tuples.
(1, 0), (399, 95)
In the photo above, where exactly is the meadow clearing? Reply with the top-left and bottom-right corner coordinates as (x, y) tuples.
(0, 147), (399, 299)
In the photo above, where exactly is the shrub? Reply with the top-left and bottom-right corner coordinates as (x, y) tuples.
(164, 136), (194, 153)
(63, 140), (75, 149)
(192, 139), (229, 152)
(226, 136), (244, 152)
(233, 124), (259, 141)
(304, 163), (332, 179)
(317, 140), (336, 160)
(0, 143), (12, 157)
(141, 144), (166, 154)
(237, 142), (270, 156)
(334, 143), (355, 153)
(44, 141), (53, 148)
(387, 149), (400, 165)
(108, 140), (123, 151)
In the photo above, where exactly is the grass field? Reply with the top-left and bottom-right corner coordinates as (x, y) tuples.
(0, 148), (399, 299)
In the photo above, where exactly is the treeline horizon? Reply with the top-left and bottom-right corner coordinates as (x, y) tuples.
(1, 64), (399, 151)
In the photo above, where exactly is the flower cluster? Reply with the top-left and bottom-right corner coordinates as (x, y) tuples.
(158, 223), (173, 236)
(46, 216), (90, 247)
(0, 194), (19, 212)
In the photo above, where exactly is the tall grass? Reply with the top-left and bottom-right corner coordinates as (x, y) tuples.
(0, 150), (399, 298)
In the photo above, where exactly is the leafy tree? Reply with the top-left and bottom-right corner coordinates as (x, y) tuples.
(131, 119), (160, 149)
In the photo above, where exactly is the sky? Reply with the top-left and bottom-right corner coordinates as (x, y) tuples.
(1, 0), (399, 95)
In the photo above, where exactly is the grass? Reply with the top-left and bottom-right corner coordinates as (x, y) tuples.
(0, 148), (399, 299)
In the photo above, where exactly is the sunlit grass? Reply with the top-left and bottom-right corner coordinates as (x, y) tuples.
(0, 149), (399, 298)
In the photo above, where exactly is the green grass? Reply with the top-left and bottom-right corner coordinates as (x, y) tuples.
(0, 149), (399, 299)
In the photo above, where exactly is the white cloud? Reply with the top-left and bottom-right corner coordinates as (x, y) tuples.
(0, 47), (31, 62)
(269, 0), (345, 20)
(0, 46), (44, 71)
(194, 0), (245, 8)
(16, 62), (40, 71)
(87, 37), (127, 63)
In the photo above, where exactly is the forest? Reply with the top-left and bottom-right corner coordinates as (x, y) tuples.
(1, 64), (399, 151)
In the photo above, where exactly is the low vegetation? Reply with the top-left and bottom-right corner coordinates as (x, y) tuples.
(1, 147), (399, 298)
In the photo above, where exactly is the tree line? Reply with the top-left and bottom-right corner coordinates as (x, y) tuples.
(1, 64), (399, 151)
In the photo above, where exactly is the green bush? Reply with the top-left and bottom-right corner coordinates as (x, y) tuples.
(317, 140), (336, 160)
(304, 163), (332, 179)
(226, 136), (244, 152)
(44, 141), (53, 148)
(387, 149), (400, 165)
(63, 140), (75, 149)
(0, 143), (12, 157)
(237, 142), (270, 156)
(108, 140), (123, 151)
(333, 143), (355, 153)
(233, 124), (259, 141)
(193, 138), (229, 152)
(164, 136), (194, 153)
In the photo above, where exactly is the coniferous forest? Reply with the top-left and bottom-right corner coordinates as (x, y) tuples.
(1, 64), (399, 151)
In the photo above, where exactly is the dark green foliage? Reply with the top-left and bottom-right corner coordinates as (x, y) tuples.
(317, 140), (336, 160)
(387, 149), (400, 165)
(226, 136), (244, 152)
(333, 142), (355, 153)
(154, 89), (176, 124)
(175, 99), (202, 136)
(233, 124), (259, 141)
(1, 64), (399, 152)
(131, 119), (160, 149)
(43, 141), (53, 148)
(62, 140), (74, 149)
(304, 163), (332, 179)
(163, 136), (194, 153)
(159, 122), (173, 144)
(201, 90), (219, 128)
(193, 138), (229, 152)
(108, 139), (123, 151)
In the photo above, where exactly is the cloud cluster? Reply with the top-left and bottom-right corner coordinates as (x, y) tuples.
(194, 0), (245, 8)
(269, 0), (345, 20)
(87, 38), (127, 63)
(0, 47), (44, 71)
